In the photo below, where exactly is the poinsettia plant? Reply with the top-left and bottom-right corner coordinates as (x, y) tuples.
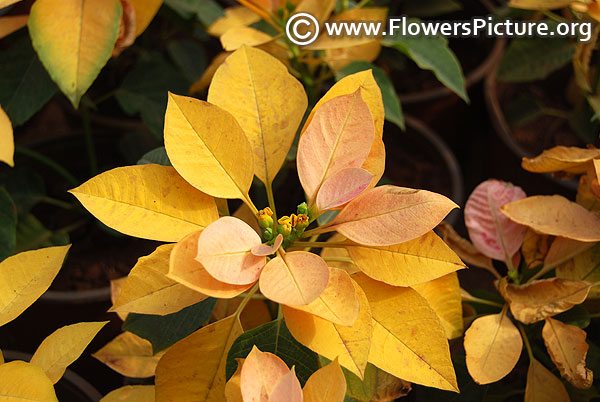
(447, 146), (600, 401)
(69, 45), (467, 399)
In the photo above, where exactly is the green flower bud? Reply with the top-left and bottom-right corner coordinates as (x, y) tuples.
(297, 202), (309, 216)
(263, 227), (274, 241)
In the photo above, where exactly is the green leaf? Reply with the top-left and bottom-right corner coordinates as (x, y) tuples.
(163, 0), (224, 26)
(0, 35), (58, 126)
(0, 167), (46, 214)
(226, 319), (319, 386)
(336, 61), (405, 130)
(115, 54), (188, 138)
(402, 0), (462, 18)
(504, 96), (544, 128)
(497, 35), (576, 82)
(554, 305), (591, 329)
(15, 214), (69, 253)
(0, 188), (17, 261)
(382, 19), (468, 102)
(137, 147), (172, 166)
(167, 39), (207, 83)
(123, 298), (217, 353)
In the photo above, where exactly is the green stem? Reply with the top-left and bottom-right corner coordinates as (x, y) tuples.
(340, 0), (350, 12)
(235, 283), (260, 318)
(355, 0), (371, 8)
(542, 10), (567, 23)
(80, 102), (98, 176)
(461, 292), (504, 309)
(518, 323), (534, 360)
(93, 90), (117, 106)
(243, 194), (259, 215)
(302, 224), (334, 238)
(15, 146), (79, 187)
(41, 196), (75, 210)
(265, 181), (278, 222)
(57, 218), (89, 234)
(296, 241), (346, 248)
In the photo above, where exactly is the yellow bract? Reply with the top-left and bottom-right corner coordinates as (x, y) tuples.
(101, 385), (156, 402)
(464, 310), (523, 385)
(155, 315), (243, 401)
(355, 274), (459, 392)
(208, 46), (307, 185)
(302, 358), (346, 402)
(509, 0), (575, 10)
(0, 15), (28, 40)
(128, 0), (162, 37)
(521, 146), (600, 174)
(111, 244), (207, 316)
(208, 6), (260, 37)
(28, 0), (122, 107)
(0, 361), (58, 402)
(0, 105), (14, 167)
(93, 332), (165, 378)
(31, 321), (108, 384)
(164, 93), (254, 200)
(525, 358), (570, 402)
(346, 231), (466, 287)
(0, 246), (70, 326)
(70, 164), (218, 242)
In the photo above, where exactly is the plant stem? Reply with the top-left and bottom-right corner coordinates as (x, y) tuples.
(518, 323), (534, 360)
(41, 196), (75, 210)
(355, 0), (371, 8)
(57, 218), (89, 234)
(542, 10), (567, 23)
(93, 89), (117, 105)
(296, 241), (346, 248)
(265, 181), (277, 221)
(340, 0), (350, 12)
(15, 146), (79, 187)
(461, 291), (504, 308)
(235, 283), (260, 318)
(302, 224), (334, 238)
(80, 102), (98, 176)
(243, 194), (259, 215)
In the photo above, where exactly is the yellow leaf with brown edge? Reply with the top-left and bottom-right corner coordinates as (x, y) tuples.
(28, 0), (122, 107)
(168, 231), (252, 298)
(0, 361), (58, 402)
(412, 273), (463, 339)
(0, 105), (14, 167)
(499, 277), (591, 324)
(283, 278), (372, 379)
(522, 229), (551, 269)
(542, 318), (593, 389)
(556, 243), (600, 298)
(208, 46), (306, 186)
(155, 315), (244, 401)
(128, 0), (162, 37)
(544, 236), (595, 270)
(0, 246), (70, 326)
(303, 358), (346, 402)
(290, 267), (360, 326)
(164, 93), (254, 200)
(101, 385), (155, 402)
(219, 27), (275, 51)
(111, 244), (207, 316)
(328, 186), (458, 247)
(345, 230), (466, 287)
(464, 310), (522, 385)
(501, 195), (600, 242)
(93, 332), (165, 378)
(521, 146), (600, 174)
(524, 358), (570, 402)
(305, 8), (388, 50)
(0, 15), (28, 39)
(354, 273), (458, 392)
(577, 175), (600, 213)
(70, 164), (219, 242)
(208, 6), (260, 37)
(31, 321), (108, 384)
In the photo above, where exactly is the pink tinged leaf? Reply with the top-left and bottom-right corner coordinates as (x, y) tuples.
(465, 179), (527, 261)
(195, 216), (266, 285)
(329, 185), (458, 246)
(240, 346), (290, 402)
(251, 234), (284, 257)
(297, 90), (375, 203)
(259, 251), (330, 306)
(268, 367), (303, 402)
(316, 167), (374, 211)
